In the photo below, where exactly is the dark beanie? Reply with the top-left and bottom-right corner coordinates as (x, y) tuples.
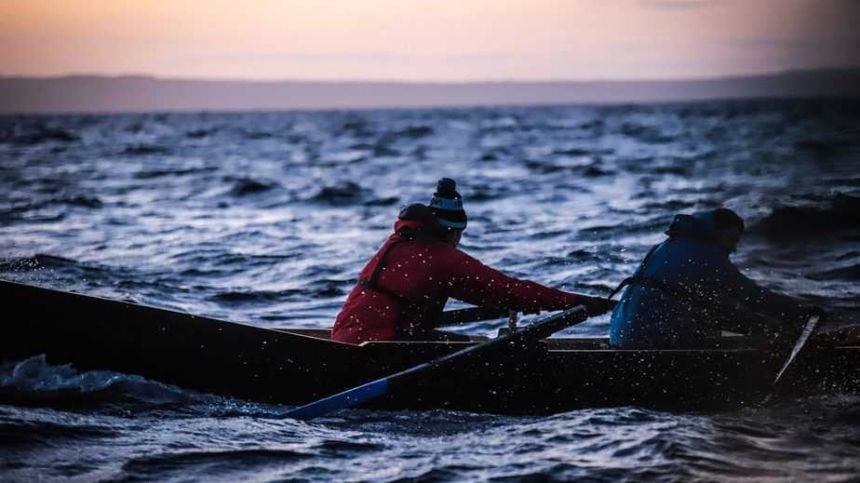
(428, 178), (467, 230)
(712, 208), (745, 234)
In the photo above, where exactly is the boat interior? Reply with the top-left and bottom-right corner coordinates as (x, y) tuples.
(275, 328), (770, 351)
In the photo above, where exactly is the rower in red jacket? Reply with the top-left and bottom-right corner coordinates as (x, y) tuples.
(331, 178), (611, 344)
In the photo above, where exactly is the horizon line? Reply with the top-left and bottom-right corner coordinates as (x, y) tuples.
(2, 65), (859, 85)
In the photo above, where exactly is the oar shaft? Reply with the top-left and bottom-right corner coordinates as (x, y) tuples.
(285, 305), (588, 420)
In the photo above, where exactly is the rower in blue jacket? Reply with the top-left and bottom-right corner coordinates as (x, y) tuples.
(609, 208), (823, 348)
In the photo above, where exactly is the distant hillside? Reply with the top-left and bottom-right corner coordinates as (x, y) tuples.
(1, 68), (858, 114)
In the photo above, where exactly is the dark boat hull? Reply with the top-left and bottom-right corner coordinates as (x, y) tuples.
(2, 280), (858, 414)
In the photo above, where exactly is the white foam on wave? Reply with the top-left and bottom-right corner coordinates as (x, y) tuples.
(1, 354), (194, 404)
(0, 355), (292, 417)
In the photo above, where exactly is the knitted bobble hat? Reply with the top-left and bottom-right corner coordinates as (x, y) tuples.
(428, 178), (467, 230)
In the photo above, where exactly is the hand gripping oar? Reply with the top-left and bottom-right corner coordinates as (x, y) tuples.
(437, 298), (614, 327)
(284, 305), (589, 420)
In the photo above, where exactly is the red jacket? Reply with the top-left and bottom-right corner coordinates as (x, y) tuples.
(331, 219), (587, 344)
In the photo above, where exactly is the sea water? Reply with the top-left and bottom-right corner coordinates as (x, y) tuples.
(1, 100), (858, 481)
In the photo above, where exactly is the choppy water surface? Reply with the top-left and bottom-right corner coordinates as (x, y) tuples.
(1, 100), (859, 481)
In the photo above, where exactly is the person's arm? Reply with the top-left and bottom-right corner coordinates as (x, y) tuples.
(720, 264), (819, 335)
(440, 248), (611, 315)
(734, 267), (806, 314)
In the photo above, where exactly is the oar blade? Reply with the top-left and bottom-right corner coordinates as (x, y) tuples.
(286, 378), (390, 420)
(773, 314), (820, 385)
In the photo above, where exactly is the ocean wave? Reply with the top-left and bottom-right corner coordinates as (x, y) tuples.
(477, 148), (509, 162)
(185, 128), (215, 139)
(0, 255), (135, 292)
(0, 193), (103, 223)
(227, 177), (280, 196)
(0, 355), (196, 406)
(305, 279), (351, 298)
(582, 165), (615, 177)
(0, 254), (82, 273)
(309, 181), (368, 205)
(620, 122), (674, 144)
(552, 147), (593, 157)
(122, 144), (172, 156)
(372, 143), (400, 157)
(210, 289), (302, 304)
(117, 448), (311, 481)
(0, 123), (80, 145)
(807, 263), (860, 281)
(211, 279), (349, 304)
(362, 196), (399, 207)
(751, 193), (860, 238)
(134, 166), (214, 179)
(242, 130), (274, 140)
(0, 414), (119, 449)
(339, 118), (372, 136)
(60, 195), (103, 208)
(388, 125), (434, 139)
(465, 183), (510, 201)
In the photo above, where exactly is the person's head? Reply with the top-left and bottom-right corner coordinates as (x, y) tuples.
(428, 178), (467, 247)
(712, 208), (745, 252)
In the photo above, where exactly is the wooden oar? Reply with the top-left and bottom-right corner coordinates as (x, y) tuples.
(284, 305), (589, 420)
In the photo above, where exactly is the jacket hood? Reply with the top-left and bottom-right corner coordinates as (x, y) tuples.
(665, 211), (721, 242)
(393, 202), (439, 238)
(393, 217), (435, 236)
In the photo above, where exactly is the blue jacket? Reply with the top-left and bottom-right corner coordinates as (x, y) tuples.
(609, 212), (804, 348)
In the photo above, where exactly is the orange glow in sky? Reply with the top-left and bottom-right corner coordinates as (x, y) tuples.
(1, 0), (857, 80)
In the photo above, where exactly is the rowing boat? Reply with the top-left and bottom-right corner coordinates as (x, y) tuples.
(2, 280), (857, 414)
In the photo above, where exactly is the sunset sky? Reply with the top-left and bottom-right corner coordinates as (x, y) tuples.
(1, 0), (858, 81)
